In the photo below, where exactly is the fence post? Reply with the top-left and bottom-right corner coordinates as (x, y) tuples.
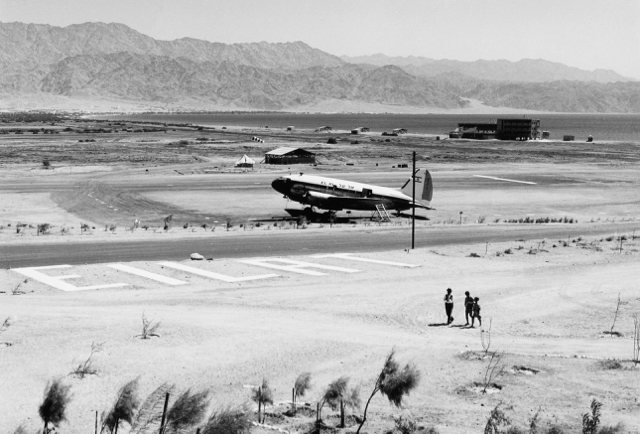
(159, 392), (170, 434)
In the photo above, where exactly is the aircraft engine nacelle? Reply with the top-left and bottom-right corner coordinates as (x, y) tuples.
(304, 190), (334, 207)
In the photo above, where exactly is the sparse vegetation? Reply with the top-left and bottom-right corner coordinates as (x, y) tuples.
(101, 378), (140, 434)
(201, 405), (252, 434)
(164, 389), (211, 433)
(39, 379), (72, 434)
(138, 312), (161, 339)
(582, 399), (602, 434)
(71, 341), (104, 378)
(252, 378), (273, 423)
(356, 350), (420, 434)
(481, 350), (505, 394)
(320, 376), (361, 427)
(293, 372), (312, 414)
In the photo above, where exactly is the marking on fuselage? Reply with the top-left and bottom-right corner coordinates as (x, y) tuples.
(238, 258), (361, 276)
(158, 262), (279, 282)
(12, 265), (129, 292)
(473, 175), (536, 185)
(106, 263), (188, 285)
(311, 253), (420, 268)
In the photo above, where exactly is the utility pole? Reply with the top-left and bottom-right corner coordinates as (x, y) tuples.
(412, 151), (416, 249)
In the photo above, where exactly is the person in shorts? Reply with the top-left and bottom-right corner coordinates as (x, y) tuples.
(464, 291), (474, 325)
(444, 288), (454, 325)
(471, 297), (482, 327)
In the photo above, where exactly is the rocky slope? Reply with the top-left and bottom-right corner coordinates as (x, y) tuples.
(1, 21), (640, 112)
(341, 54), (634, 83)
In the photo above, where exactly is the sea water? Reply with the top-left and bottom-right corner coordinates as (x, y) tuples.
(104, 113), (640, 142)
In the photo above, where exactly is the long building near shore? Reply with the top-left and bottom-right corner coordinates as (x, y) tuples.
(449, 118), (541, 140)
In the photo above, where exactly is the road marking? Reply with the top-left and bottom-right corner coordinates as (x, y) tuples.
(107, 263), (188, 285)
(312, 253), (420, 268)
(159, 261), (279, 282)
(238, 258), (360, 276)
(12, 265), (129, 292)
(473, 175), (537, 185)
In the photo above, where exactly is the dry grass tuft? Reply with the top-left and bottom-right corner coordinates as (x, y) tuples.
(202, 405), (252, 434)
(101, 378), (140, 433)
(165, 389), (211, 433)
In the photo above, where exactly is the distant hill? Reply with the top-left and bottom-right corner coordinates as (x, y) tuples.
(341, 54), (634, 84)
(1, 22), (640, 113)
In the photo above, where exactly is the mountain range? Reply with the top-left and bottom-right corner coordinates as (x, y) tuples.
(2, 21), (640, 113)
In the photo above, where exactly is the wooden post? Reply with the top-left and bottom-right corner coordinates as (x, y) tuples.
(257, 387), (262, 422)
(619, 237), (623, 253)
(340, 400), (345, 427)
(95, 410), (98, 434)
(292, 387), (295, 414)
(159, 392), (170, 434)
(316, 402), (320, 422)
(113, 418), (119, 434)
(485, 242), (488, 255)
(411, 151), (416, 249)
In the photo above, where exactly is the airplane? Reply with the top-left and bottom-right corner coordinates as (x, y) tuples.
(271, 169), (433, 222)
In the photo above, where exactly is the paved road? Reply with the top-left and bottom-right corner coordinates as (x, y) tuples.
(3, 222), (638, 269)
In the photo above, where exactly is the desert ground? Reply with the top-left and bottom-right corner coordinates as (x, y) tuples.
(0, 118), (639, 434)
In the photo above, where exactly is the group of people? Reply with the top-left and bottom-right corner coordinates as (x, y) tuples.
(444, 288), (481, 327)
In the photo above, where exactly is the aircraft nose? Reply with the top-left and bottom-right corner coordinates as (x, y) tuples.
(271, 178), (288, 195)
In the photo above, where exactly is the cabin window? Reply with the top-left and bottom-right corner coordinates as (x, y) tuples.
(362, 188), (373, 198)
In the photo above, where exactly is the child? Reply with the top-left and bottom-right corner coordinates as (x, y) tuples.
(464, 291), (474, 325)
(471, 297), (482, 327)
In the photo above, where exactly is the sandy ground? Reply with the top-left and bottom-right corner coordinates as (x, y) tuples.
(1, 121), (640, 433)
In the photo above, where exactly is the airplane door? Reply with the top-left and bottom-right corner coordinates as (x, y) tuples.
(362, 188), (373, 197)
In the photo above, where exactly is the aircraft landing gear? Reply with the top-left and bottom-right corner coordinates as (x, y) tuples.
(303, 207), (315, 222)
(322, 211), (337, 224)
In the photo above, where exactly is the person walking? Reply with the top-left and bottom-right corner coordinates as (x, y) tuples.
(464, 291), (474, 325)
(471, 297), (482, 327)
(444, 288), (454, 325)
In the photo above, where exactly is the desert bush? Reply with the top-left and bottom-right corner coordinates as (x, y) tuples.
(37, 223), (51, 235)
(138, 312), (161, 339)
(130, 383), (174, 433)
(484, 404), (511, 434)
(321, 377), (361, 427)
(71, 341), (104, 378)
(164, 389), (211, 433)
(468, 252), (481, 258)
(504, 248), (513, 254)
(202, 405), (252, 434)
(101, 378), (140, 434)
(293, 372), (312, 413)
(109, 224), (117, 233)
(0, 317), (10, 335)
(582, 399), (602, 434)
(251, 378), (273, 423)
(478, 215), (487, 223)
(327, 138), (338, 144)
(597, 423), (625, 434)
(81, 223), (91, 232)
(356, 350), (420, 434)
(394, 413), (418, 434)
(39, 379), (72, 433)
(481, 351), (506, 394)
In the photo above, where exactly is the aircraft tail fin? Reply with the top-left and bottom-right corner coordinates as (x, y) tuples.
(400, 169), (433, 207)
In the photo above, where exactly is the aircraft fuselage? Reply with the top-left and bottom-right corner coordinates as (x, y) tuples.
(271, 173), (430, 212)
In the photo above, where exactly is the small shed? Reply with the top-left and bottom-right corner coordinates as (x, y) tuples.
(264, 147), (316, 165)
(235, 155), (256, 168)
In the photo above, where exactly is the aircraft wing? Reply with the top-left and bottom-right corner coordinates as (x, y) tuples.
(325, 196), (389, 209)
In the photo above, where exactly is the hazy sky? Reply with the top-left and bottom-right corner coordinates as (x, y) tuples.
(1, 0), (639, 78)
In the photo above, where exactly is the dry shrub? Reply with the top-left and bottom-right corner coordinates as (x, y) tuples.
(202, 405), (252, 434)
(101, 378), (140, 433)
(582, 399), (602, 434)
(165, 389), (211, 433)
(130, 383), (174, 434)
(72, 342), (104, 378)
(252, 378), (273, 423)
(39, 379), (72, 432)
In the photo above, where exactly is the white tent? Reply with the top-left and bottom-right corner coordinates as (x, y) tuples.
(235, 154), (256, 167)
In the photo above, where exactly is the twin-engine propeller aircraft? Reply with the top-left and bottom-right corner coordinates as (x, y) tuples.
(271, 169), (433, 222)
